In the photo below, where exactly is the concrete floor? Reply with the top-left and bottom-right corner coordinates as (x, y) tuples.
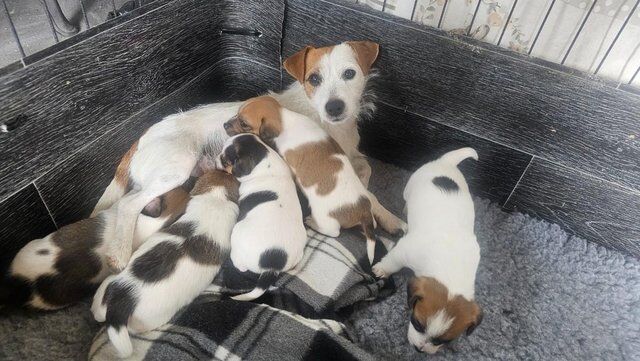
(0, 0), (141, 68)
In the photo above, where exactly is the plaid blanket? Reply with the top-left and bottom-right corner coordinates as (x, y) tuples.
(89, 229), (396, 360)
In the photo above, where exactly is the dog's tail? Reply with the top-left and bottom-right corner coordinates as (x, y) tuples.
(439, 147), (478, 166)
(232, 248), (286, 301)
(362, 214), (378, 265)
(103, 282), (137, 358)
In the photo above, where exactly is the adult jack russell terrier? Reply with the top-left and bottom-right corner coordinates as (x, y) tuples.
(91, 41), (391, 271)
(224, 96), (406, 263)
(217, 134), (307, 301)
(372, 148), (483, 354)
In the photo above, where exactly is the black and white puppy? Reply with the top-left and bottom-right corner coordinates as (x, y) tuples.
(91, 170), (239, 358)
(1, 188), (189, 310)
(216, 134), (307, 301)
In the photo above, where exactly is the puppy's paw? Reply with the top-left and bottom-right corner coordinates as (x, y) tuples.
(372, 263), (388, 278)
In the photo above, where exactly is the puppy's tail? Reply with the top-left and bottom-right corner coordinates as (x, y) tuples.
(439, 147), (478, 166)
(232, 248), (286, 301)
(362, 215), (378, 265)
(103, 282), (137, 358)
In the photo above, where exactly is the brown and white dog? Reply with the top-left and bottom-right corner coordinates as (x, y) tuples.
(91, 41), (386, 271)
(0, 187), (188, 310)
(224, 96), (406, 263)
(372, 148), (483, 353)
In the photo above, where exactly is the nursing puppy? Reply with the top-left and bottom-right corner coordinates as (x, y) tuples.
(216, 134), (307, 301)
(0, 188), (188, 310)
(93, 41), (382, 272)
(91, 170), (239, 358)
(224, 96), (406, 264)
(372, 148), (482, 354)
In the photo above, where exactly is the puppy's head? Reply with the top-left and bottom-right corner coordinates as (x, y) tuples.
(191, 169), (240, 203)
(224, 96), (282, 141)
(407, 277), (482, 354)
(283, 41), (379, 124)
(216, 134), (270, 179)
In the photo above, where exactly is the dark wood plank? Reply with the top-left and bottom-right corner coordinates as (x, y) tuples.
(504, 159), (640, 257)
(283, 0), (640, 192)
(361, 103), (532, 205)
(36, 58), (280, 227)
(0, 0), (283, 202)
(0, 185), (57, 275)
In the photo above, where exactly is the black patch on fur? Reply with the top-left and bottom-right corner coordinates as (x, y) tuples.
(296, 185), (311, 218)
(0, 276), (32, 307)
(36, 249), (49, 255)
(35, 275), (96, 307)
(258, 248), (287, 270)
(225, 134), (268, 177)
(183, 234), (227, 265)
(104, 282), (138, 327)
(165, 221), (195, 239)
(238, 191), (278, 222)
(432, 176), (459, 193)
(131, 241), (182, 282)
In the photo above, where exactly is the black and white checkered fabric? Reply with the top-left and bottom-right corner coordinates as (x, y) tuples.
(89, 229), (396, 360)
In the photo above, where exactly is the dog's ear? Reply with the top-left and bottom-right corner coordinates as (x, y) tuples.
(346, 41), (380, 74)
(284, 46), (312, 83)
(465, 303), (483, 336)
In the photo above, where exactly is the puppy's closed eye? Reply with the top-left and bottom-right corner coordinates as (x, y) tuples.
(410, 314), (425, 333)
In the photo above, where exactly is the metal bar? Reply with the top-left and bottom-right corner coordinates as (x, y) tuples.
(561, 0), (597, 65)
(497, 0), (519, 46)
(467, 0), (482, 36)
(41, 0), (60, 43)
(594, 0), (640, 74)
(382, 0), (387, 12)
(629, 65), (640, 84)
(410, 0), (418, 21)
(437, 0), (449, 28)
(2, 0), (26, 58)
(528, 0), (556, 55)
(78, 0), (90, 28)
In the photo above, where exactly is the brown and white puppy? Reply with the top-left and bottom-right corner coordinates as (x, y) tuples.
(92, 41), (381, 272)
(224, 96), (406, 263)
(0, 187), (188, 310)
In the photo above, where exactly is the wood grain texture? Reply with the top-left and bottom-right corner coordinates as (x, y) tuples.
(360, 103), (532, 204)
(283, 0), (640, 192)
(0, 0), (283, 202)
(0, 185), (57, 275)
(36, 58), (280, 227)
(504, 159), (640, 257)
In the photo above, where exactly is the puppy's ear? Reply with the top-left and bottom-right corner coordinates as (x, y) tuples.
(346, 41), (380, 74)
(465, 303), (483, 336)
(284, 46), (312, 83)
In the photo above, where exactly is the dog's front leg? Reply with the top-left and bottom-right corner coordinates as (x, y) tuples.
(372, 240), (407, 278)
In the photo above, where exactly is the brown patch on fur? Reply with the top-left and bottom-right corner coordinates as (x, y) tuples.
(160, 187), (191, 223)
(225, 96), (283, 142)
(329, 196), (372, 229)
(114, 140), (138, 190)
(408, 277), (482, 342)
(346, 41), (380, 75)
(284, 138), (344, 196)
(190, 170), (240, 202)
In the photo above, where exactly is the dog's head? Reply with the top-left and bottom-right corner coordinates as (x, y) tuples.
(283, 41), (379, 124)
(191, 169), (240, 203)
(216, 133), (273, 179)
(224, 96), (283, 142)
(406, 277), (482, 354)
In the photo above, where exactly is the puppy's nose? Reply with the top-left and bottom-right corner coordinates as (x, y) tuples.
(223, 121), (232, 130)
(325, 99), (345, 118)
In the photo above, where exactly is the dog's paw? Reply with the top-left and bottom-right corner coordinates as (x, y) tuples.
(372, 263), (388, 278)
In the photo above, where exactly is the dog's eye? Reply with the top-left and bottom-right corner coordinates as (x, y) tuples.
(410, 315), (425, 333)
(342, 69), (356, 80)
(431, 337), (451, 346)
(308, 73), (322, 87)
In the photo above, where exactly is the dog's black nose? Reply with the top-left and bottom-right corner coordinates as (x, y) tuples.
(414, 346), (423, 353)
(325, 99), (345, 118)
(223, 122), (231, 130)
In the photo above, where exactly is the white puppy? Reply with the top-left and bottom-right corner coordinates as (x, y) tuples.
(216, 133), (307, 301)
(224, 96), (406, 264)
(372, 148), (483, 354)
(91, 170), (239, 358)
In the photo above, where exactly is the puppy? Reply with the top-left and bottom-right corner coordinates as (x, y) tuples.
(224, 96), (406, 264)
(216, 133), (307, 301)
(371, 148), (483, 354)
(92, 41), (381, 272)
(0, 188), (188, 310)
(91, 170), (239, 358)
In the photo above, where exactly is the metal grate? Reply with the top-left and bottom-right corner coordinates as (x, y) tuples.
(364, 0), (640, 88)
